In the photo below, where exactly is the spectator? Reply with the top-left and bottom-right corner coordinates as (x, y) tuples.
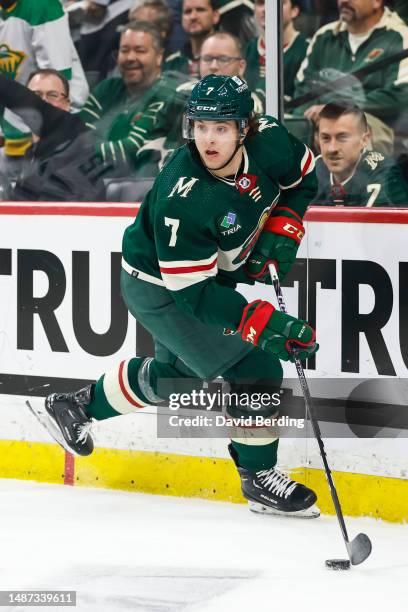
(76, 0), (134, 84)
(244, 0), (265, 92)
(282, 0), (309, 102)
(293, 1), (408, 145)
(128, 0), (174, 53)
(165, 0), (189, 53)
(314, 103), (408, 206)
(212, 0), (256, 44)
(198, 31), (264, 112)
(245, 0), (308, 104)
(392, 0), (408, 25)
(81, 21), (185, 177)
(0, 69), (107, 201)
(164, 0), (220, 78)
(138, 29), (265, 180)
(0, 0), (89, 178)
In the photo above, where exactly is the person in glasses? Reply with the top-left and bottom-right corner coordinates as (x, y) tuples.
(164, 0), (220, 78)
(0, 0), (88, 181)
(0, 69), (107, 202)
(136, 29), (265, 179)
(198, 30), (265, 112)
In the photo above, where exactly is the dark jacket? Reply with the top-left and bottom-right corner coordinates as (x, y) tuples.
(0, 73), (107, 201)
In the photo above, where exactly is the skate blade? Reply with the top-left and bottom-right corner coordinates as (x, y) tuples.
(248, 500), (320, 519)
(26, 400), (78, 456)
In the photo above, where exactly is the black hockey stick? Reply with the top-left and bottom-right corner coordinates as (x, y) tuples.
(268, 263), (372, 566)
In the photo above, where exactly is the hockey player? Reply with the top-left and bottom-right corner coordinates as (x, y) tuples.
(315, 103), (408, 206)
(40, 75), (320, 517)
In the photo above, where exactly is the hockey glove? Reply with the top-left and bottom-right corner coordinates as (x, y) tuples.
(246, 210), (304, 282)
(238, 300), (318, 362)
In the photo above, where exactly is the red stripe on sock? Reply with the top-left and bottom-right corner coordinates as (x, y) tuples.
(118, 360), (144, 409)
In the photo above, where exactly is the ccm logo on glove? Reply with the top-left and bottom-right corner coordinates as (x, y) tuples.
(265, 216), (305, 245)
(282, 222), (305, 242)
(237, 300), (319, 362)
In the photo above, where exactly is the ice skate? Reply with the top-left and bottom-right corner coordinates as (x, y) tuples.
(27, 385), (94, 457)
(240, 466), (320, 519)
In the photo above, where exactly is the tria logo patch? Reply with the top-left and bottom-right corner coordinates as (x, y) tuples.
(221, 211), (237, 229)
(219, 211), (241, 236)
(236, 173), (257, 193)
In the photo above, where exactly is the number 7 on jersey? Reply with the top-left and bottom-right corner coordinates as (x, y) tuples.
(164, 217), (180, 247)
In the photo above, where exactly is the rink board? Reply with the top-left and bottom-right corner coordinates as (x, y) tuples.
(0, 203), (407, 521)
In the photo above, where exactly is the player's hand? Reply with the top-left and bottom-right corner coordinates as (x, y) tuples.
(238, 300), (318, 362)
(245, 213), (304, 282)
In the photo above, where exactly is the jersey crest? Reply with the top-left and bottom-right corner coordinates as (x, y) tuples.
(0, 43), (26, 79)
(168, 177), (199, 198)
(232, 206), (272, 265)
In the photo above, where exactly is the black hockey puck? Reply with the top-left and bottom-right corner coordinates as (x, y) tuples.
(325, 559), (351, 570)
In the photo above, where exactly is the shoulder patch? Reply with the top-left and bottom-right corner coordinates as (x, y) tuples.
(364, 151), (385, 171)
(258, 117), (279, 132)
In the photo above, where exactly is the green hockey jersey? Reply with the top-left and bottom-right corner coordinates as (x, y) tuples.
(122, 115), (317, 329)
(244, 35), (265, 93)
(293, 8), (408, 124)
(0, 0), (79, 155)
(212, 1), (254, 13)
(283, 31), (309, 101)
(163, 46), (199, 79)
(314, 151), (408, 207)
(81, 72), (187, 175)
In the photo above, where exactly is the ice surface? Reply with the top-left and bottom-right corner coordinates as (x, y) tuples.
(0, 479), (406, 612)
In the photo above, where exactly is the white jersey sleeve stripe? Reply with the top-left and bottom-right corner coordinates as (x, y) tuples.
(159, 253), (218, 291)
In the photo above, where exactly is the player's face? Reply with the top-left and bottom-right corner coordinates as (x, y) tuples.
(118, 29), (163, 88)
(28, 73), (70, 112)
(194, 120), (240, 170)
(282, 0), (300, 28)
(254, 0), (265, 30)
(337, 0), (382, 24)
(319, 114), (369, 180)
(182, 0), (220, 37)
(199, 36), (246, 78)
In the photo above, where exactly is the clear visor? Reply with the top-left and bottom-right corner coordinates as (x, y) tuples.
(182, 115), (248, 141)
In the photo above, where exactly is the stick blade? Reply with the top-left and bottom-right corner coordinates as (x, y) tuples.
(348, 533), (372, 565)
